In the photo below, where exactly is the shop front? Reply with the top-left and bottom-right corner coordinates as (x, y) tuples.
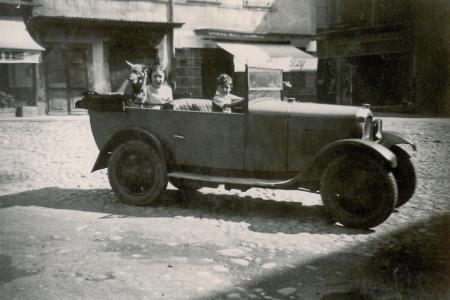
(174, 29), (318, 101)
(317, 26), (413, 109)
(0, 16), (45, 117)
(32, 16), (181, 114)
(215, 42), (318, 101)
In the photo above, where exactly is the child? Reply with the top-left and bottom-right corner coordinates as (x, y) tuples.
(212, 74), (244, 113)
(146, 65), (173, 107)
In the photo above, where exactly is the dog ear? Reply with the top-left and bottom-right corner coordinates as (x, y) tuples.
(125, 60), (136, 69)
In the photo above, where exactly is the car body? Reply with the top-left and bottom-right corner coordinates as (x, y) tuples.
(76, 66), (417, 229)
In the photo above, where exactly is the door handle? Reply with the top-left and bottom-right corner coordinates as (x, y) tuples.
(173, 134), (185, 139)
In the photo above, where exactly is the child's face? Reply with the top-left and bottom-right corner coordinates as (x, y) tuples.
(219, 82), (232, 95)
(151, 70), (165, 88)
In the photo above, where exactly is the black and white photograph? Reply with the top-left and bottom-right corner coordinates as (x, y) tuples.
(0, 0), (449, 299)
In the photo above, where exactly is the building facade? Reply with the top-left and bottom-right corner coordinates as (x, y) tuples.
(31, 0), (181, 114)
(316, 0), (449, 115)
(171, 0), (318, 100)
(2, 0), (318, 115)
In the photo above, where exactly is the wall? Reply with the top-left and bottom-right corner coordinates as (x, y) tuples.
(412, 0), (450, 115)
(317, 0), (450, 114)
(174, 0), (316, 48)
(33, 0), (168, 22)
(172, 0), (317, 98)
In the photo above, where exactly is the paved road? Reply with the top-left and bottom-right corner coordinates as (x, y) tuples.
(0, 115), (449, 299)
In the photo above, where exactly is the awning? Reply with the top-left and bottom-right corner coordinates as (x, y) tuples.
(0, 17), (45, 64)
(217, 42), (318, 72)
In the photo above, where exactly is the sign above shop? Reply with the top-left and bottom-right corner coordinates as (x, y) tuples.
(217, 42), (318, 72)
(0, 50), (41, 63)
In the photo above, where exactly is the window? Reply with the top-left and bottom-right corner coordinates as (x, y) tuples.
(243, 0), (273, 9)
(8, 64), (33, 88)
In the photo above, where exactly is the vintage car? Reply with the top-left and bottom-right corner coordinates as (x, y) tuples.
(76, 66), (416, 229)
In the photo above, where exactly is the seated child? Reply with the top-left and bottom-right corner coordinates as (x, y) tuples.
(146, 65), (173, 108)
(212, 74), (244, 113)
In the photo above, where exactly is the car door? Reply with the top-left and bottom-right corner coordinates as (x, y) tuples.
(169, 110), (246, 170)
(245, 100), (290, 172)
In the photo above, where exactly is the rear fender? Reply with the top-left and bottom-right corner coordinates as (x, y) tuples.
(379, 130), (417, 151)
(296, 139), (397, 183)
(91, 127), (165, 172)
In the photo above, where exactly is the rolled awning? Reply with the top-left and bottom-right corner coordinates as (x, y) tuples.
(0, 17), (45, 63)
(217, 42), (317, 72)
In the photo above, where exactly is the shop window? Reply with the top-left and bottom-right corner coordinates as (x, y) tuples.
(282, 72), (317, 101)
(8, 64), (33, 88)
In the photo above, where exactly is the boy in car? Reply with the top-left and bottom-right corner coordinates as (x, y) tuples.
(212, 74), (244, 113)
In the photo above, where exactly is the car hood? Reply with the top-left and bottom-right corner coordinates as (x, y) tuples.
(249, 98), (368, 119)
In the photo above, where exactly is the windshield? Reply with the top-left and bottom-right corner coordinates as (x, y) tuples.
(247, 66), (283, 102)
(247, 67), (283, 91)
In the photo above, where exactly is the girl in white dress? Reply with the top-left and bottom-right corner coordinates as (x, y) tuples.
(146, 65), (173, 108)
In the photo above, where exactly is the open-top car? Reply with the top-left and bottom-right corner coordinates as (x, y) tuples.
(76, 66), (416, 229)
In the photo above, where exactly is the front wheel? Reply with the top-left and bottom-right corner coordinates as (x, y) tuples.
(320, 154), (398, 229)
(108, 140), (167, 206)
(391, 146), (416, 207)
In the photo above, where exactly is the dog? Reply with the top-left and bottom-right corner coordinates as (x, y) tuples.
(121, 60), (149, 105)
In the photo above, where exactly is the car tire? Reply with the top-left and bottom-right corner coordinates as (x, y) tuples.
(390, 145), (416, 208)
(320, 154), (398, 229)
(108, 140), (167, 206)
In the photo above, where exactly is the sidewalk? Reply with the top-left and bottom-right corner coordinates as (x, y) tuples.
(0, 114), (89, 122)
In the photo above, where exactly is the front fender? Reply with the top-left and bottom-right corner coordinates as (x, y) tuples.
(296, 139), (397, 183)
(379, 130), (417, 151)
(91, 127), (164, 172)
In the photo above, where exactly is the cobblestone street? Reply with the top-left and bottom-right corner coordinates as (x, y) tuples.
(0, 115), (449, 299)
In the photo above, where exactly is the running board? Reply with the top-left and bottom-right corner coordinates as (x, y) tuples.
(168, 171), (296, 189)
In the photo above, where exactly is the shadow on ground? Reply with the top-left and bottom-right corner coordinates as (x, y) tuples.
(0, 187), (370, 235)
(1, 188), (448, 298)
(197, 214), (450, 300)
(0, 255), (43, 284)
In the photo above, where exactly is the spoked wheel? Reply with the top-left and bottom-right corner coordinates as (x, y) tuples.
(390, 146), (416, 208)
(108, 140), (167, 206)
(321, 154), (398, 229)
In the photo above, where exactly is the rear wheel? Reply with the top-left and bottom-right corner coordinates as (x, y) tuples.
(108, 140), (167, 206)
(320, 154), (398, 229)
(391, 145), (416, 207)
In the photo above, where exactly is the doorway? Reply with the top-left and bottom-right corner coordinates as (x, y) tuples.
(201, 48), (234, 98)
(107, 36), (157, 92)
(44, 43), (91, 114)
